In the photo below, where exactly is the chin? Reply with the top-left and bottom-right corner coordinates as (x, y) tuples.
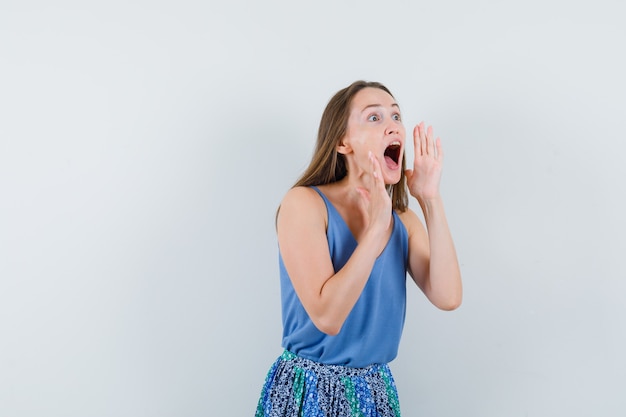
(383, 171), (402, 185)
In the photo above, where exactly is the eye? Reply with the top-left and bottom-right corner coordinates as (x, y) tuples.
(392, 113), (402, 121)
(367, 114), (380, 122)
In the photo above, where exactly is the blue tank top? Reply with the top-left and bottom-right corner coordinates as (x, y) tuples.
(279, 186), (409, 367)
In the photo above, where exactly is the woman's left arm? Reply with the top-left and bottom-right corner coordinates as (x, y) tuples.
(402, 122), (462, 310)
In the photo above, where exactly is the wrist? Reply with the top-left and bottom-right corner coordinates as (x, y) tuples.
(416, 194), (444, 218)
(414, 192), (442, 205)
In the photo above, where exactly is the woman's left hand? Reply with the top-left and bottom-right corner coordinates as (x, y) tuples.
(405, 122), (444, 201)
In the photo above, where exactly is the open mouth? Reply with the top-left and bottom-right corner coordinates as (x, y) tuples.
(384, 142), (402, 168)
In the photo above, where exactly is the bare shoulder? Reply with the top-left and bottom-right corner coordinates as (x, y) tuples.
(396, 207), (424, 237)
(280, 186), (325, 212)
(278, 186), (327, 228)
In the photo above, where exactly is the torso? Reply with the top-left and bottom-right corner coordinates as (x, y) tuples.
(279, 185), (410, 367)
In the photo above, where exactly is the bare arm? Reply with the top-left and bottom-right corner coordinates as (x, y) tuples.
(403, 122), (462, 310)
(399, 202), (462, 310)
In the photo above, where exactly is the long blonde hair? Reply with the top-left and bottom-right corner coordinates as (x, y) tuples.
(294, 80), (409, 212)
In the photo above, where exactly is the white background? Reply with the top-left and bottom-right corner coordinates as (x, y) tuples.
(1, 0), (625, 416)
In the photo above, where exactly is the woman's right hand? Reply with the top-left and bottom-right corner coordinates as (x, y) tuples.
(356, 151), (393, 243)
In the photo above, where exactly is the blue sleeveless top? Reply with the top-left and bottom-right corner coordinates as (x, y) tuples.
(279, 186), (409, 367)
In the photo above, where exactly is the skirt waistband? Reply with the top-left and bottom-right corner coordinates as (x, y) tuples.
(279, 350), (388, 378)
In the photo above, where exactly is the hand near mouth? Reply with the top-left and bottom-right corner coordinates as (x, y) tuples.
(405, 122), (444, 201)
(356, 151), (393, 238)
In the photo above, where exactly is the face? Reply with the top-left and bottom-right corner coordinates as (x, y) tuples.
(338, 87), (406, 184)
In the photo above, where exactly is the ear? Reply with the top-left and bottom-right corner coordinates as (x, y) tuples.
(336, 136), (352, 155)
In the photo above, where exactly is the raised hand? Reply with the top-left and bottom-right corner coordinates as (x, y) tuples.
(356, 151), (393, 237)
(405, 122), (443, 201)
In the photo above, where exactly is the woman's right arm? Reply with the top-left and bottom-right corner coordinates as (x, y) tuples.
(277, 185), (388, 336)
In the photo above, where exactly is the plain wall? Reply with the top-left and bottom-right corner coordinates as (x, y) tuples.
(1, 0), (625, 416)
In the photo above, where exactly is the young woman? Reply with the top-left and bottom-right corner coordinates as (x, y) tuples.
(255, 80), (462, 417)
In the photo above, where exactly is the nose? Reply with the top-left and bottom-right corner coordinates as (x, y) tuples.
(385, 122), (400, 135)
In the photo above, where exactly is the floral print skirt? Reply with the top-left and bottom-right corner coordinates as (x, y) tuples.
(255, 350), (401, 417)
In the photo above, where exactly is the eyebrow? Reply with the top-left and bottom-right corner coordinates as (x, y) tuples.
(361, 103), (401, 112)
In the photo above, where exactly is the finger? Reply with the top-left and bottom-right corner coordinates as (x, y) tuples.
(419, 121), (426, 156)
(370, 152), (383, 183)
(435, 137), (443, 161)
(416, 123), (425, 157)
(412, 125), (421, 157)
(426, 125), (434, 156)
(368, 151), (378, 179)
(355, 186), (370, 201)
(369, 155), (389, 203)
(367, 151), (383, 194)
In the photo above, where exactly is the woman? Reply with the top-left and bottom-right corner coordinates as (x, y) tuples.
(255, 80), (462, 416)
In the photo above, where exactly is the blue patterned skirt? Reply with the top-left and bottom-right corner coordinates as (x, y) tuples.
(255, 350), (401, 417)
